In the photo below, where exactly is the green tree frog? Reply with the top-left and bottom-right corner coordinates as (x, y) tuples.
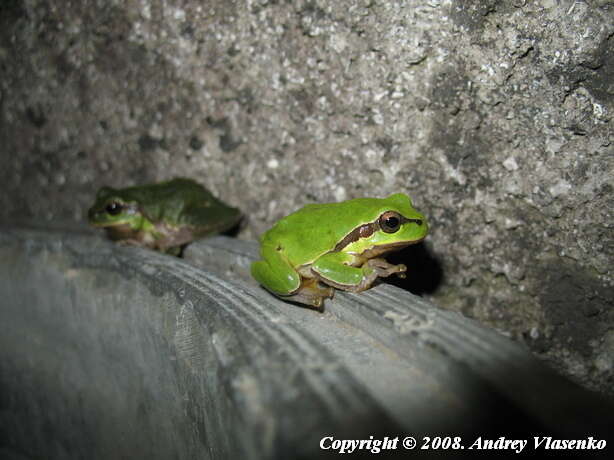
(251, 193), (428, 308)
(88, 178), (241, 255)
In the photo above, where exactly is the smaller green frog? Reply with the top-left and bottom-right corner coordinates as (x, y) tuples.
(88, 178), (241, 255)
(251, 193), (428, 308)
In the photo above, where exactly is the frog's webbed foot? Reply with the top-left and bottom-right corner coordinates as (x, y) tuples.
(345, 258), (406, 293)
(366, 257), (407, 279)
(116, 238), (147, 248)
(282, 279), (334, 311)
(163, 245), (183, 257)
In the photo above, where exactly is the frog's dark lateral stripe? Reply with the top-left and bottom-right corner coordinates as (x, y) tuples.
(332, 214), (422, 253)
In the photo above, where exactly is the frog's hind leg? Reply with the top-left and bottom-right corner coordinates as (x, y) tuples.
(251, 244), (301, 295)
(154, 226), (196, 254)
(251, 245), (332, 309)
(283, 278), (334, 310)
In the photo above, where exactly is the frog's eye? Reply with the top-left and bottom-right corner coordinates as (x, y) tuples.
(379, 211), (402, 233)
(105, 201), (123, 216)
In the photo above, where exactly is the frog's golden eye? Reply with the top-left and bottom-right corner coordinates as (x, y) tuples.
(105, 201), (123, 216)
(379, 211), (402, 233)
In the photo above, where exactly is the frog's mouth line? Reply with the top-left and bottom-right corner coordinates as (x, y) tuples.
(90, 221), (129, 227)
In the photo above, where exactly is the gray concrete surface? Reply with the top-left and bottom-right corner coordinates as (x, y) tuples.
(0, 226), (612, 459)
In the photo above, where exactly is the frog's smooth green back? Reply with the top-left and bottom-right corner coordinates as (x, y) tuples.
(261, 194), (422, 265)
(116, 178), (238, 229)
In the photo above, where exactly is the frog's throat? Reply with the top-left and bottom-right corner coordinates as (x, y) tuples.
(103, 223), (140, 241)
(358, 236), (425, 259)
(333, 216), (424, 253)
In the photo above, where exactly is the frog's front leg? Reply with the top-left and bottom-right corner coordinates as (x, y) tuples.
(312, 252), (406, 293)
(366, 257), (407, 279)
(116, 236), (181, 256)
(115, 238), (149, 248)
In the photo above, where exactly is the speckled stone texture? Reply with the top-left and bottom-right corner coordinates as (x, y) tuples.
(0, 1), (612, 395)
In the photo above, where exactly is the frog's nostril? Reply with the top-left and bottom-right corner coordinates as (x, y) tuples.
(415, 219), (423, 226)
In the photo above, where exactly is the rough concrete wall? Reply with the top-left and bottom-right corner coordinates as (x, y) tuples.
(0, 1), (612, 394)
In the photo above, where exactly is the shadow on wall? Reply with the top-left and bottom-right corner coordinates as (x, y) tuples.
(386, 242), (444, 296)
